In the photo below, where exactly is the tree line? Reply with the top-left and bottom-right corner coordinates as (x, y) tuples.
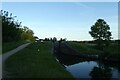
(1, 10), (35, 42)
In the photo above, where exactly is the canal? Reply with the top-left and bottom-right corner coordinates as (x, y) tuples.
(53, 42), (120, 79)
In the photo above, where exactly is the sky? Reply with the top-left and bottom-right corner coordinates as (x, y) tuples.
(2, 2), (118, 41)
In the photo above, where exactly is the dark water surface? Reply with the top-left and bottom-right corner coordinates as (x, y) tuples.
(54, 49), (120, 79)
(66, 61), (119, 79)
(54, 43), (120, 79)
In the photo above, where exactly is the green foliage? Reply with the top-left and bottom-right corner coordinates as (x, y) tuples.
(1, 10), (35, 42)
(89, 19), (112, 47)
(1, 10), (22, 42)
(2, 41), (28, 53)
(52, 37), (57, 43)
(68, 42), (103, 55)
(68, 41), (120, 61)
(103, 44), (120, 59)
(21, 26), (35, 42)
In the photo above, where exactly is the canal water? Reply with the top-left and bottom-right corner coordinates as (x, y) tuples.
(66, 61), (119, 79)
(53, 45), (120, 79)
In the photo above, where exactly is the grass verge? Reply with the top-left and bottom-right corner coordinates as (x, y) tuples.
(5, 41), (74, 78)
(2, 41), (28, 54)
(103, 44), (119, 59)
(67, 41), (103, 55)
(67, 41), (120, 61)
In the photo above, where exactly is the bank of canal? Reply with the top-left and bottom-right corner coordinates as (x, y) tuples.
(53, 42), (120, 79)
(3, 42), (74, 78)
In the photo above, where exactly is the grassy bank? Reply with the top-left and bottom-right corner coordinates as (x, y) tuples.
(2, 41), (28, 53)
(67, 41), (103, 55)
(67, 41), (119, 61)
(102, 44), (119, 60)
(5, 41), (74, 78)
(0, 45), (1, 55)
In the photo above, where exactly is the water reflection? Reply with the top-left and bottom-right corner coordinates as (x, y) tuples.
(89, 66), (112, 80)
(54, 52), (119, 79)
(53, 43), (120, 79)
(89, 61), (112, 80)
(66, 61), (97, 78)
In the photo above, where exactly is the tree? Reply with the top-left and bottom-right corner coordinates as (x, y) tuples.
(52, 37), (57, 43)
(89, 19), (112, 49)
(1, 10), (35, 42)
(34, 36), (39, 40)
(21, 26), (35, 42)
(1, 10), (22, 42)
(58, 38), (67, 43)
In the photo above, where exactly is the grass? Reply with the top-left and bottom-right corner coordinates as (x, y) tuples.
(2, 41), (28, 53)
(67, 41), (103, 55)
(0, 45), (1, 55)
(5, 41), (74, 78)
(103, 44), (120, 59)
(67, 41), (120, 60)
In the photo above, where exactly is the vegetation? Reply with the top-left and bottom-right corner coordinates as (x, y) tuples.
(1, 10), (35, 43)
(68, 41), (120, 61)
(88, 19), (119, 61)
(102, 44), (119, 60)
(89, 19), (112, 49)
(21, 26), (35, 42)
(5, 41), (74, 78)
(1, 10), (36, 53)
(2, 41), (28, 53)
(68, 41), (103, 55)
(1, 9), (119, 78)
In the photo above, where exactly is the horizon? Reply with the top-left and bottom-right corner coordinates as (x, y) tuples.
(2, 2), (118, 41)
